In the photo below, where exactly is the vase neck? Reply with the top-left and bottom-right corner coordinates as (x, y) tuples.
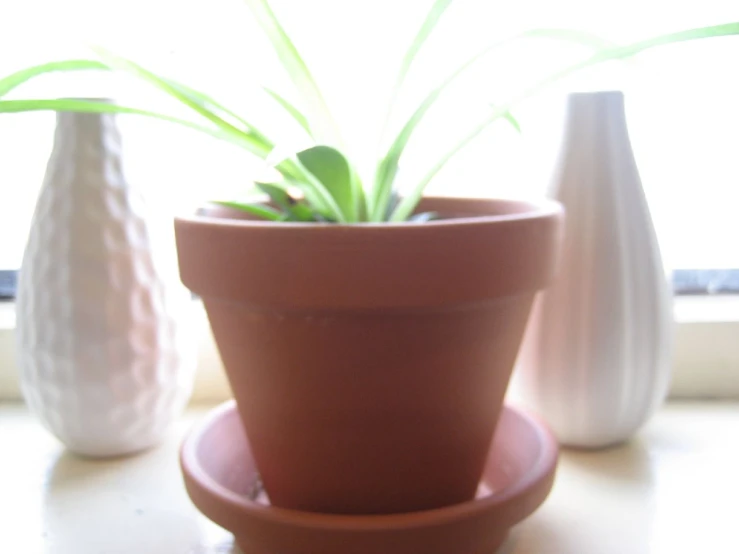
(548, 89), (642, 199)
(54, 107), (115, 144)
(45, 102), (126, 194)
(564, 90), (628, 135)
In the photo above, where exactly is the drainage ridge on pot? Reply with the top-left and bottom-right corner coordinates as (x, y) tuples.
(175, 196), (564, 515)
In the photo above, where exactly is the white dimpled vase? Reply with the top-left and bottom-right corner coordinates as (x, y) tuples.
(16, 106), (197, 457)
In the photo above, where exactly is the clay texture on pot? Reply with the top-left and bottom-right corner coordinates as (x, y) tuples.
(16, 108), (197, 457)
(515, 91), (673, 448)
(175, 197), (563, 514)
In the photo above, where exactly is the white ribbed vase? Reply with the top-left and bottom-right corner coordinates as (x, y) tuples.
(16, 107), (197, 457)
(514, 91), (673, 448)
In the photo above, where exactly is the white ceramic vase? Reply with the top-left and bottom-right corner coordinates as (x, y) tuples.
(16, 106), (197, 457)
(514, 91), (673, 448)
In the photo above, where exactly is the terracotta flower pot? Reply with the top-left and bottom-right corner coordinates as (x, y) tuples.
(174, 197), (563, 515)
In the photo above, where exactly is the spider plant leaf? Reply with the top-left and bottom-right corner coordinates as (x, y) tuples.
(0, 60), (108, 97)
(262, 86), (312, 137)
(379, 0), (453, 137)
(284, 172), (347, 222)
(0, 98), (264, 150)
(164, 78), (263, 138)
(370, 27), (622, 221)
(0, 57), (285, 151)
(0, 57), (268, 145)
(243, 0), (342, 146)
(90, 47), (275, 158)
(211, 201), (283, 221)
(592, 21), (739, 59)
(498, 107), (521, 133)
(271, 157), (311, 184)
(296, 145), (354, 222)
(389, 21), (739, 222)
(394, 0), (454, 92)
(256, 182), (293, 208)
(352, 170), (368, 221)
(256, 181), (316, 221)
(285, 202), (318, 222)
(267, 156), (347, 221)
(371, 0), (453, 219)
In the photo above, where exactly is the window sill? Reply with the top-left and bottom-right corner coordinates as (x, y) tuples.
(1, 296), (738, 401)
(1, 399), (737, 553)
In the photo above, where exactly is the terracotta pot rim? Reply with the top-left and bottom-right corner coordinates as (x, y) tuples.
(174, 195), (565, 309)
(180, 400), (558, 531)
(175, 196), (563, 230)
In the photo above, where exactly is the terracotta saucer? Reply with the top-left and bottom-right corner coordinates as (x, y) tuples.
(181, 401), (558, 554)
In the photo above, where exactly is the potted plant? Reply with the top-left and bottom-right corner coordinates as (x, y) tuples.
(2, 1), (737, 514)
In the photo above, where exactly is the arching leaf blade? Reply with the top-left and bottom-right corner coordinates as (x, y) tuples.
(211, 201), (283, 220)
(0, 60), (108, 97)
(262, 86), (313, 137)
(243, 0), (342, 146)
(296, 145), (354, 221)
(372, 28), (623, 221)
(91, 47), (275, 157)
(0, 98), (269, 154)
(377, 0), (454, 142)
(390, 22), (739, 222)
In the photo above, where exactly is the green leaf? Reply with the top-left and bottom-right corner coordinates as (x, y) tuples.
(0, 57), (296, 155)
(272, 157), (312, 184)
(284, 202), (318, 222)
(256, 182), (293, 208)
(389, 22), (739, 222)
(379, 0), (453, 136)
(296, 145), (354, 221)
(268, 157), (347, 221)
(0, 55), (273, 152)
(91, 47), (275, 158)
(0, 60), (108, 97)
(0, 98), (263, 149)
(262, 86), (312, 137)
(590, 22), (739, 59)
(211, 201), (283, 221)
(371, 28), (617, 222)
(394, 0), (454, 93)
(0, 57), (276, 150)
(371, 0), (453, 219)
(498, 107), (521, 133)
(256, 181), (317, 221)
(351, 170), (368, 221)
(164, 78), (266, 140)
(243, 0), (342, 146)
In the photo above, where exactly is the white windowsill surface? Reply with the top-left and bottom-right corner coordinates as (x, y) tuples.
(1, 400), (737, 554)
